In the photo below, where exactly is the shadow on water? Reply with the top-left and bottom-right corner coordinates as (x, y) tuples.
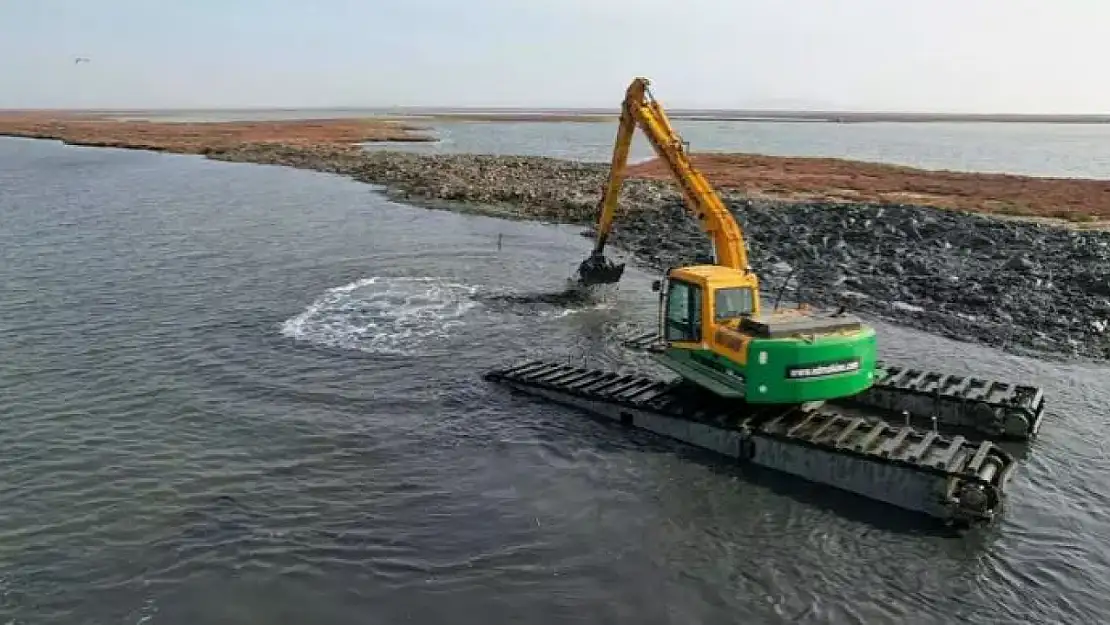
(493, 388), (991, 540)
(695, 454), (986, 540)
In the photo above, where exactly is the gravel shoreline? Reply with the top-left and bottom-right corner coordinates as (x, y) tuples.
(610, 199), (1110, 361)
(41, 142), (1082, 362)
(203, 144), (1110, 361)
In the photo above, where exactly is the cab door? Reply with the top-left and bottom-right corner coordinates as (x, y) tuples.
(663, 279), (702, 344)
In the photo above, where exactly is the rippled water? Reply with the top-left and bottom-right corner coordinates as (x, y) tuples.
(3, 137), (1110, 624)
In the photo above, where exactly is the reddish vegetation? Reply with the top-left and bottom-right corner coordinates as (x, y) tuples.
(0, 112), (432, 154)
(626, 153), (1110, 223)
(3, 112), (1108, 224)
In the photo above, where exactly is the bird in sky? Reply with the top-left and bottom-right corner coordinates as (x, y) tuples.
(74, 57), (90, 64)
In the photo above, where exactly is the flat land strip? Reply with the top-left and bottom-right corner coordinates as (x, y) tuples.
(391, 113), (614, 123)
(3, 111), (1110, 224)
(625, 153), (1110, 223)
(0, 111), (434, 154)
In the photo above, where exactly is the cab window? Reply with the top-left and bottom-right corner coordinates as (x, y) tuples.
(714, 287), (754, 320)
(665, 280), (701, 341)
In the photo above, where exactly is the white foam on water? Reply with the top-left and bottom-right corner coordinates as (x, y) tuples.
(546, 302), (616, 318)
(280, 276), (480, 355)
(547, 282), (620, 318)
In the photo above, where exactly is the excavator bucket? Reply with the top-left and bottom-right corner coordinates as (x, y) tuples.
(574, 253), (626, 286)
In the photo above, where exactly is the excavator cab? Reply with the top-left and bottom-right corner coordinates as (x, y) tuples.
(649, 265), (877, 403)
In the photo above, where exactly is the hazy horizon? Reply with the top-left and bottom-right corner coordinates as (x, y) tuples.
(7, 107), (1110, 123)
(3, 1), (1109, 115)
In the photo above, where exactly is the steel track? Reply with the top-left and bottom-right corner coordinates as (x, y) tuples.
(483, 359), (1018, 527)
(619, 330), (1046, 440)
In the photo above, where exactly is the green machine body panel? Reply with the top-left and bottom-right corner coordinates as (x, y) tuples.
(653, 324), (878, 404)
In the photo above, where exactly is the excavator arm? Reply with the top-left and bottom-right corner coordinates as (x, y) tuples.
(577, 77), (751, 286)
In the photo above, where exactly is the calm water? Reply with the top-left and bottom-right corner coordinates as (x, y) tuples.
(119, 107), (1110, 179)
(379, 119), (1110, 179)
(2, 136), (1110, 624)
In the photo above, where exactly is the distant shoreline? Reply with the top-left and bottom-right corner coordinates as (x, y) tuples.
(3, 108), (1110, 125)
(388, 112), (1110, 124)
(2, 112), (1110, 227)
(5, 116), (1109, 361)
(0, 111), (435, 151)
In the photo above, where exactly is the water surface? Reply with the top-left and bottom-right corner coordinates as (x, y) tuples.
(365, 118), (1110, 179)
(2, 137), (1109, 624)
(110, 106), (1110, 179)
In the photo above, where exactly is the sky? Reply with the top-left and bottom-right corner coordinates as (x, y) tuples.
(2, 0), (1108, 113)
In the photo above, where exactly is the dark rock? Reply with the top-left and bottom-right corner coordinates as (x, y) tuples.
(603, 195), (1110, 361)
(1005, 255), (1035, 271)
(207, 145), (1110, 362)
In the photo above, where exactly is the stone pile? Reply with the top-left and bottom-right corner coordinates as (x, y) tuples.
(607, 199), (1110, 360)
(207, 145), (1110, 360)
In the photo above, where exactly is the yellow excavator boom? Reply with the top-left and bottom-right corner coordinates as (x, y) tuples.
(585, 77), (750, 274)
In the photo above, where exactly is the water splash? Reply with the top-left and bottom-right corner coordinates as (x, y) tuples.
(280, 276), (622, 356)
(280, 276), (480, 355)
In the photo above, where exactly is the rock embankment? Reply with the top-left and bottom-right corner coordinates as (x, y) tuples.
(210, 144), (633, 221)
(627, 153), (1110, 223)
(209, 145), (1110, 361)
(608, 199), (1110, 360)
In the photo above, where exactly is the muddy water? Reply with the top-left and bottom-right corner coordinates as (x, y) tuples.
(2, 137), (1108, 624)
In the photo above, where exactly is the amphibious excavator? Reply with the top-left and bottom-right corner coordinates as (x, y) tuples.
(483, 77), (1048, 527)
(574, 78), (877, 405)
